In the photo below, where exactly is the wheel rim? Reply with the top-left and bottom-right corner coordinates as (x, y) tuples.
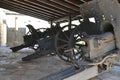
(55, 24), (77, 62)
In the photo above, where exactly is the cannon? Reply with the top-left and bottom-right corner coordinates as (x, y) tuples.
(10, 24), (61, 52)
(21, 20), (104, 68)
(22, 24), (79, 62)
(10, 24), (42, 52)
(10, 19), (116, 69)
(10, 23), (82, 64)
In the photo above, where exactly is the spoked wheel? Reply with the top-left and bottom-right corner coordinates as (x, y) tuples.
(68, 26), (87, 68)
(55, 24), (77, 62)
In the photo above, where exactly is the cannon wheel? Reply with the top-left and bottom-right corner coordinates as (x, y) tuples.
(55, 24), (78, 62)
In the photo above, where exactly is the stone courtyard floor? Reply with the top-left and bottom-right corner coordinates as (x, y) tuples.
(0, 47), (70, 80)
(0, 47), (120, 80)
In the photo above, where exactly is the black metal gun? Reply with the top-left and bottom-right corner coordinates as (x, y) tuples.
(10, 24), (61, 52)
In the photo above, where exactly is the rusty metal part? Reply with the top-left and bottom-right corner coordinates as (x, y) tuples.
(88, 54), (118, 66)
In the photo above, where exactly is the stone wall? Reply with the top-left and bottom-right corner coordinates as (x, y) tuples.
(80, 0), (120, 49)
(0, 10), (7, 46)
(7, 28), (26, 47)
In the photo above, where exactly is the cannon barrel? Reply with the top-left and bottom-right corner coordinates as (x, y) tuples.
(10, 44), (28, 52)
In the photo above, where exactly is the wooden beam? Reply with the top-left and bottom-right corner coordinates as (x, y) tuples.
(2, 0), (60, 19)
(64, 0), (84, 7)
(10, 0), (62, 17)
(36, 0), (78, 13)
(24, 0), (67, 15)
(0, 2), (53, 21)
(64, 66), (98, 80)
(50, 0), (80, 11)
(0, 5), (50, 21)
(81, 0), (93, 2)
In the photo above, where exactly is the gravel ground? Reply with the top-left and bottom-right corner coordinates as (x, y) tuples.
(1, 47), (120, 80)
(0, 47), (70, 80)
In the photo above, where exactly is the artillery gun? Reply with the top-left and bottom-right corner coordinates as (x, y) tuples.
(21, 24), (80, 63)
(10, 21), (85, 67)
(10, 19), (117, 69)
(10, 24), (61, 52)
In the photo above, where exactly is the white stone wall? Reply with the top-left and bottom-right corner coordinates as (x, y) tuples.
(0, 10), (7, 46)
